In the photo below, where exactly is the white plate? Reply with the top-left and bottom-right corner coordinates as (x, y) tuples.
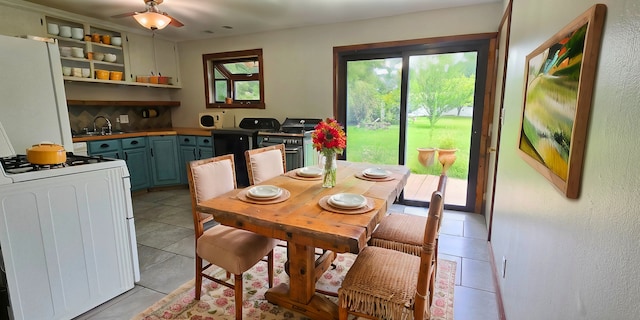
(328, 193), (367, 209)
(297, 166), (323, 177)
(247, 185), (283, 200)
(363, 167), (390, 179)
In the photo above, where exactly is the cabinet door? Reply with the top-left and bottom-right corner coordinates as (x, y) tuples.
(178, 146), (196, 184)
(124, 32), (155, 82)
(0, 7), (44, 37)
(148, 136), (181, 186)
(124, 148), (150, 191)
(154, 38), (180, 85)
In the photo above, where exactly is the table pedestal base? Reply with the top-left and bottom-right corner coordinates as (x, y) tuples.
(265, 284), (338, 320)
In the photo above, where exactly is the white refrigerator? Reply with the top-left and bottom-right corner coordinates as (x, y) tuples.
(0, 35), (139, 320)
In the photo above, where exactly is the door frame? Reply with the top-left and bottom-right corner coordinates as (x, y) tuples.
(333, 33), (498, 213)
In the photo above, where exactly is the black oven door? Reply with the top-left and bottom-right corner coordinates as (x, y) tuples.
(212, 128), (258, 187)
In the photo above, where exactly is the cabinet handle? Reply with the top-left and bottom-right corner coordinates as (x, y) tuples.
(184, 138), (191, 143)
(124, 151), (128, 161)
(198, 149), (202, 159)
(150, 148), (154, 157)
(100, 143), (109, 148)
(131, 140), (139, 145)
(192, 149), (196, 157)
(116, 152), (121, 159)
(203, 139), (210, 143)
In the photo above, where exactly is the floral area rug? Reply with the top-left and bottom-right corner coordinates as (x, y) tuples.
(132, 246), (455, 320)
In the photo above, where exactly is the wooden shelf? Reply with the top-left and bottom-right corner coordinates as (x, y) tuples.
(67, 100), (180, 107)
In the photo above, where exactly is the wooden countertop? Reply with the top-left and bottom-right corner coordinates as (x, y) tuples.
(72, 127), (212, 142)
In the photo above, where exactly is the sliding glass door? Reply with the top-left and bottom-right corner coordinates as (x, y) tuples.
(336, 39), (489, 211)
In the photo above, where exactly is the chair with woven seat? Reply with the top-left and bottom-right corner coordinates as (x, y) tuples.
(369, 174), (447, 256)
(187, 154), (278, 320)
(244, 143), (286, 185)
(338, 189), (445, 320)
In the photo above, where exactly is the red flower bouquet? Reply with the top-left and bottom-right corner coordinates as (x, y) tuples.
(312, 118), (346, 187)
(311, 118), (346, 155)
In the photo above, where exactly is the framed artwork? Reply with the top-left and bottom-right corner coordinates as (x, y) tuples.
(517, 4), (606, 199)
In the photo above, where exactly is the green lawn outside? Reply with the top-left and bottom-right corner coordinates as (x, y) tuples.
(346, 116), (472, 179)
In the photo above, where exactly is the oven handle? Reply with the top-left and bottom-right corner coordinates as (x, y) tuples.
(260, 141), (302, 153)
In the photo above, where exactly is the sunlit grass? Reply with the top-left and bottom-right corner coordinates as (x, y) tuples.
(346, 116), (472, 179)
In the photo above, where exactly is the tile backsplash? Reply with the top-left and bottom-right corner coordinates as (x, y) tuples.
(67, 105), (172, 134)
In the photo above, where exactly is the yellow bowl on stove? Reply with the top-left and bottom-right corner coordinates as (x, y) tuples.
(95, 69), (109, 80)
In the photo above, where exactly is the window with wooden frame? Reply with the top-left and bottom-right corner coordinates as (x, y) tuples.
(202, 48), (264, 109)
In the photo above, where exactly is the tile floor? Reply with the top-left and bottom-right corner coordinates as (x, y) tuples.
(74, 188), (500, 320)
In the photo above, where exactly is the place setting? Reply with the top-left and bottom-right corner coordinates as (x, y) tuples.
(318, 192), (374, 214)
(355, 167), (395, 182)
(237, 185), (291, 204)
(285, 166), (323, 181)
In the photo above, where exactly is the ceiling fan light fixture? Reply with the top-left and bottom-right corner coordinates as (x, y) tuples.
(134, 12), (172, 30)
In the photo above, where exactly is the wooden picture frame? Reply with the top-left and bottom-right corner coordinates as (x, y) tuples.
(517, 4), (606, 199)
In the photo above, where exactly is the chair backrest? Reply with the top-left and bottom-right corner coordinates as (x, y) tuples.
(436, 174), (447, 230)
(414, 189), (444, 318)
(244, 144), (286, 185)
(186, 154), (237, 236)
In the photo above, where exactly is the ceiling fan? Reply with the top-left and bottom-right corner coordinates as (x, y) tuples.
(112, 0), (184, 30)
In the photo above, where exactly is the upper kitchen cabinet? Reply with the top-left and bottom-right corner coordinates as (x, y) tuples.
(44, 16), (126, 84)
(0, 5), (45, 37)
(125, 32), (181, 88)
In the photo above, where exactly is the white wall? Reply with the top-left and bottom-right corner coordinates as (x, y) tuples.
(173, 3), (503, 128)
(492, 0), (640, 318)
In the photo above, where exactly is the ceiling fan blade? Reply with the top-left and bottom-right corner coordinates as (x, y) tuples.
(163, 13), (184, 27)
(111, 12), (137, 19)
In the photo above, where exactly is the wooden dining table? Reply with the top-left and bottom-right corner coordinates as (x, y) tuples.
(197, 161), (410, 320)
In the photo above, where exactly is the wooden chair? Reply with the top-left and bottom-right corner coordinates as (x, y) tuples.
(368, 174), (447, 302)
(187, 154), (278, 320)
(244, 143), (286, 185)
(338, 189), (444, 320)
(369, 174), (447, 256)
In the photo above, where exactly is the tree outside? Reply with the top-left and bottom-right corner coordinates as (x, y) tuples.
(345, 52), (477, 179)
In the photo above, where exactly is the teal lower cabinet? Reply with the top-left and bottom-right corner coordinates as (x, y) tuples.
(148, 135), (181, 186)
(178, 135), (214, 184)
(121, 137), (150, 191)
(87, 139), (122, 160)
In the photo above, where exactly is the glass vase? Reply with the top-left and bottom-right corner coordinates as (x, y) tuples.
(321, 151), (337, 188)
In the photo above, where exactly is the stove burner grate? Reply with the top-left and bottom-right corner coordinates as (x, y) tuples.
(1, 153), (113, 175)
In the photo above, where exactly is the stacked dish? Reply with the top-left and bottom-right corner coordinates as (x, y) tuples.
(246, 185), (283, 201)
(327, 193), (367, 210)
(296, 166), (323, 178)
(362, 167), (390, 179)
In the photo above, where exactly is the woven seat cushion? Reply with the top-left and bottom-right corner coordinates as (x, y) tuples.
(197, 225), (278, 275)
(249, 149), (284, 184)
(339, 246), (421, 319)
(370, 213), (426, 256)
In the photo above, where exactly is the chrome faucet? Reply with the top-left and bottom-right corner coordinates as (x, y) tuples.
(93, 115), (112, 135)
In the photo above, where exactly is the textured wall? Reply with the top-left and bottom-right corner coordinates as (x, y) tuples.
(492, 0), (640, 318)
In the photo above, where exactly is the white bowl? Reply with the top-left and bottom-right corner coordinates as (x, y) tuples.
(71, 27), (84, 40)
(81, 68), (91, 78)
(59, 26), (71, 38)
(103, 53), (117, 63)
(71, 47), (84, 58)
(93, 52), (104, 61)
(111, 37), (122, 46)
(62, 67), (71, 76)
(47, 23), (59, 36)
(59, 46), (71, 57)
